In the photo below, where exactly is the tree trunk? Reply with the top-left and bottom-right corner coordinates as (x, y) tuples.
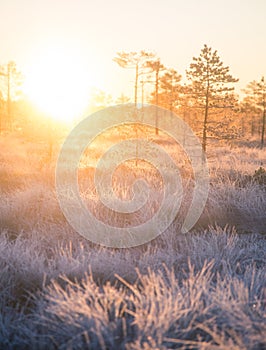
(251, 115), (254, 136)
(134, 63), (139, 107)
(134, 63), (139, 165)
(203, 84), (209, 152)
(261, 95), (266, 148)
(155, 67), (159, 135)
(7, 65), (11, 131)
(170, 76), (173, 112)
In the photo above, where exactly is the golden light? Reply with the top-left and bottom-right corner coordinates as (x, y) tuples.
(23, 47), (97, 123)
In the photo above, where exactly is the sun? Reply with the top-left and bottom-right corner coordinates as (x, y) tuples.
(23, 47), (96, 123)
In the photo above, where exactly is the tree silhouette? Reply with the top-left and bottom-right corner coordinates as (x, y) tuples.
(241, 80), (261, 137)
(113, 51), (154, 107)
(0, 61), (23, 131)
(146, 58), (165, 134)
(89, 89), (113, 112)
(186, 44), (238, 151)
(116, 93), (130, 104)
(241, 78), (266, 147)
(0, 90), (3, 133)
(257, 77), (266, 148)
(150, 68), (182, 113)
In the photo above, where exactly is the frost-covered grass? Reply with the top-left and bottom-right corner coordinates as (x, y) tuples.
(0, 134), (265, 349)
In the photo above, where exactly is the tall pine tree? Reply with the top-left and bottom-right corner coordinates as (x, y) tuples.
(149, 68), (182, 113)
(241, 80), (261, 137)
(113, 51), (154, 107)
(241, 77), (266, 147)
(186, 44), (238, 151)
(257, 77), (266, 148)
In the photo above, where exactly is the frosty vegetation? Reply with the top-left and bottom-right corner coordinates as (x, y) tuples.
(0, 133), (265, 350)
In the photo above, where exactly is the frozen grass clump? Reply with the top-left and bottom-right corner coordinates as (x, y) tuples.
(0, 227), (265, 349)
(12, 256), (265, 350)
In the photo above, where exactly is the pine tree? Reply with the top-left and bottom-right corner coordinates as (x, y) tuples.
(116, 93), (130, 104)
(241, 80), (261, 137)
(241, 77), (266, 147)
(0, 61), (23, 131)
(146, 58), (165, 134)
(186, 44), (238, 151)
(113, 51), (155, 107)
(257, 77), (266, 148)
(150, 68), (182, 113)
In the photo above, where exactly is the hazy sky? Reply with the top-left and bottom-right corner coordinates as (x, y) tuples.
(0, 0), (265, 100)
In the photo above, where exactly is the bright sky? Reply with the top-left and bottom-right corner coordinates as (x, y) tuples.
(0, 0), (265, 118)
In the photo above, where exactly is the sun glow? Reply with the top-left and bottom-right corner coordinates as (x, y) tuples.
(23, 47), (96, 123)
